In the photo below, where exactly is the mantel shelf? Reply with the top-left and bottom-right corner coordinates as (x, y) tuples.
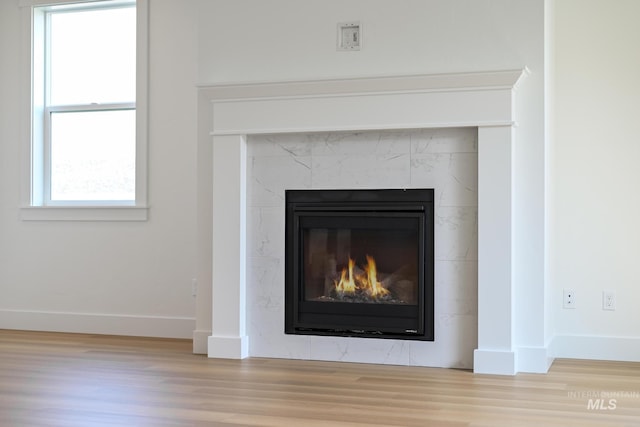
(199, 69), (528, 102)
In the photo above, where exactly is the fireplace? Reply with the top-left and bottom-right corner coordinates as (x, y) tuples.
(285, 189), (434, 340)
(201, 70), (532, 374)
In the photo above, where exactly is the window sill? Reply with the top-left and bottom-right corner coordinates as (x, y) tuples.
(20, 205), (148, 221)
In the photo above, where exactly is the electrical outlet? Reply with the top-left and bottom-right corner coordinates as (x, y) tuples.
(563, 289), (576, 309)
(603, 290), (616, 311)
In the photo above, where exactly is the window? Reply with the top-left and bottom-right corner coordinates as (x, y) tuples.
(20, 0), (148, 220)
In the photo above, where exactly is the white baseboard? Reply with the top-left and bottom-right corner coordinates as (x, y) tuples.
(551, 335), (640, 362)
(0, 309), (194, 339)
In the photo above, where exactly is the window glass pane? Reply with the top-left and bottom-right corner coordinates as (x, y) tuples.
(50, 110), (135, 201)
(49, 6), (136, 105)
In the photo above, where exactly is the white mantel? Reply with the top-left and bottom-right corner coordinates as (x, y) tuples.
(198, 70), (536, 375)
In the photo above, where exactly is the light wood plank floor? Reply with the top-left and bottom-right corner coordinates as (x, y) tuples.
(1, 330), (639, 426)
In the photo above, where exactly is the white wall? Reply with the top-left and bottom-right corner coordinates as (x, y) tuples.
(198, 0), (541, 84)
(4, 0), (637, 365)
(2, 0), (636, 366)
(0, 0), (199, 338)
(550, 0), (640, 359)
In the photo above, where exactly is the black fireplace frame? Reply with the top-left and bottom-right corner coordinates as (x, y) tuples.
(285, 189), (434, 341)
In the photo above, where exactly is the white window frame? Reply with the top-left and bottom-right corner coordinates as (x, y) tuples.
(19, 0), (148, 221)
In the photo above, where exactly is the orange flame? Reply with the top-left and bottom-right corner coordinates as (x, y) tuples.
(334, 255), (389, 299)
(335, 257), (357, 293)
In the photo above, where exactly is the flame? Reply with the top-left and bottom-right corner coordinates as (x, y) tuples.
(335, 257), (357, 293)
(364, 255), (389, 298)
(334, 255), (389, 299)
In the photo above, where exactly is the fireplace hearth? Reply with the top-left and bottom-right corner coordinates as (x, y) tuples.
(285, 189), (434, 340)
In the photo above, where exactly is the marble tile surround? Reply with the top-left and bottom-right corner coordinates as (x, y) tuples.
(246, 128), (478, 368)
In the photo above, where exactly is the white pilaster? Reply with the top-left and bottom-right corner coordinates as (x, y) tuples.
(208, 134), (248, 359)
(474, 125), (515, 374)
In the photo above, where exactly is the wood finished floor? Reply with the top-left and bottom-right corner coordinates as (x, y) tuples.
(1, 330), (639, 426)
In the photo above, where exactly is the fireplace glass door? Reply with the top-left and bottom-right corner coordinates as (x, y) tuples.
(285, 189), (434, 340)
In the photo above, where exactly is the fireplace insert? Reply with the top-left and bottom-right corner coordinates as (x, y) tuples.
(285, 189), (434, 340)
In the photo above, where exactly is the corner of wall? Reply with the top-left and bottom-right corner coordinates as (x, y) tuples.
(473, 349), (517, 375)
(517, 345), (554, 373)
(192, 329), (211, 354)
